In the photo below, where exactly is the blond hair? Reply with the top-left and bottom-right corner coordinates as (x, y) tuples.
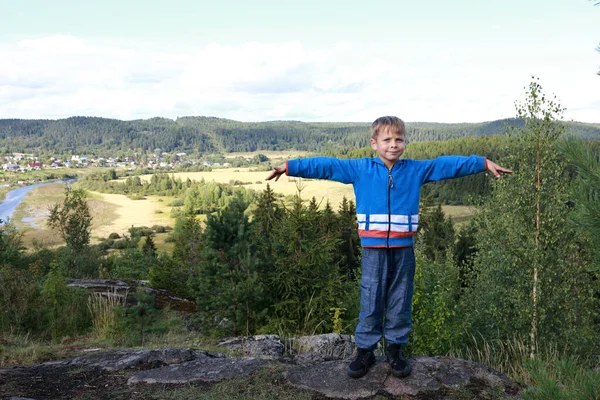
(371, 116), (405, 139)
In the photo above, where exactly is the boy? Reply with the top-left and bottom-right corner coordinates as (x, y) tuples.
(266, 116), (512, 379)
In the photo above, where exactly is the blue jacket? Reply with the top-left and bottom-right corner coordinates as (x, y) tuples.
(287, 155), (487, 248)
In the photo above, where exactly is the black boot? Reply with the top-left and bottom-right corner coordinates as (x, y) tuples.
(386, 344), (411, 378)
(347, 348), (376, 378)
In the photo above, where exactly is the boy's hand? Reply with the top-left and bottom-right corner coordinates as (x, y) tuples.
(266, 163), (287, 181)
(486, 159), (513, 178)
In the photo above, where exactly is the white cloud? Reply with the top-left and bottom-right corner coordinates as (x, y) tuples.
(0, 35), (598, 123)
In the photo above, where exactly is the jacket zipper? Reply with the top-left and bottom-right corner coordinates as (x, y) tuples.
(387, 167), (394, 247)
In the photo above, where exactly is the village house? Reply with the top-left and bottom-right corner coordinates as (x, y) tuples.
(28, 161), (43, 170)
(2, 163), (19, 171)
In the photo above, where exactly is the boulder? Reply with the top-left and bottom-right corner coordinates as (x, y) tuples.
(217, 335), (285, 358)
(288, 333), (355, 361)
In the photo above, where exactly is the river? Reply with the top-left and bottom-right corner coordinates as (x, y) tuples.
(0, 180), (72, 224)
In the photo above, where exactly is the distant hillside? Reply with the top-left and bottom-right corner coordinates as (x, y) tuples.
(0, 116), (597, 155)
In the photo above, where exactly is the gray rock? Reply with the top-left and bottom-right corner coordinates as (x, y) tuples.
(285, 360), (389, 399)
(217, 335), (284, 358)
(286, 356), (521, 399)
(288, 333), (355, 361)
(128, 354), (268, 385)
(43, 348), (222, 371)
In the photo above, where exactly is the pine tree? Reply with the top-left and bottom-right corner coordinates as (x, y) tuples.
(337, 197), (360, 281)
(142, 235), (157, 257)
(558, 136), (600, 271)
(192, 195), (263, 335)
(265, 193), (343, 335)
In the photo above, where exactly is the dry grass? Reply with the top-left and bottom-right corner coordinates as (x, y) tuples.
(88, 289), (127, 339)
(442, 205), (476, 226)
(89, 192), (174, 239)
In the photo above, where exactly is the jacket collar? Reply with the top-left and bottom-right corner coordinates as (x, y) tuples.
(371, 157), (404, 169)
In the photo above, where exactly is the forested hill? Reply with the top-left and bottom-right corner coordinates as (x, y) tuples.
(0, 116), (598, 155)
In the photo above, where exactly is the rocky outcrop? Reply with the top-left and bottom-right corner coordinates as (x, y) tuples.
(42, 347), (217, 371)
(1, 338), (522, 399)
(128, 354), (268, 385)
(68, 279), (196, 313)
(286, 356), (521, 399)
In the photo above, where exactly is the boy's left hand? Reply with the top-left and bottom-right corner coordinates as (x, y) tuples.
(486, 159), (513, 178)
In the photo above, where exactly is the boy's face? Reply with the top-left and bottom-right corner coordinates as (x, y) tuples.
(370, 127), (405, 168)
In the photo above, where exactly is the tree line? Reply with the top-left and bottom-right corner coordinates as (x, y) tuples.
(0, 115), (598, 156)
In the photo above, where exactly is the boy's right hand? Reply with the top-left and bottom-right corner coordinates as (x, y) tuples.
(266, 163), (287, 181)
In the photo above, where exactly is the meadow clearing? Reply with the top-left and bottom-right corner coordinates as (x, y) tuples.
(11, 182), (175, 248)
(10, 167), (475, 249)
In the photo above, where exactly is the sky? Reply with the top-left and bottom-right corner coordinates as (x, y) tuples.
(1, 0), (599, 124)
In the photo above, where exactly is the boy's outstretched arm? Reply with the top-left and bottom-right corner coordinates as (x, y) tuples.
(486, 159), (513, 178)
(266, 163), (287, 181)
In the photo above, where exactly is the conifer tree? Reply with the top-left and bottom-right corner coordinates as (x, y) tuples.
(192, 195), (263, 335)
(337, 197), (360, 281)
(252, 184), (284, 309)
(265, 193), (342, 335)
(558, 136), (600, 271)
(142, 235), (157, 257)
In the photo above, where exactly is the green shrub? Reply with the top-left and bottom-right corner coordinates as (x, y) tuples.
(128, 226), (153, 238)
(41, 265), (91, 340)
(151, 225), (167, 233)
(0, 264), (43, 334)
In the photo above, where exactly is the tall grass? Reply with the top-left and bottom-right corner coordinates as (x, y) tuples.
(87, 288), (127, 339)
(449, 334), (600, 399)
(449, 334), (561, 381)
